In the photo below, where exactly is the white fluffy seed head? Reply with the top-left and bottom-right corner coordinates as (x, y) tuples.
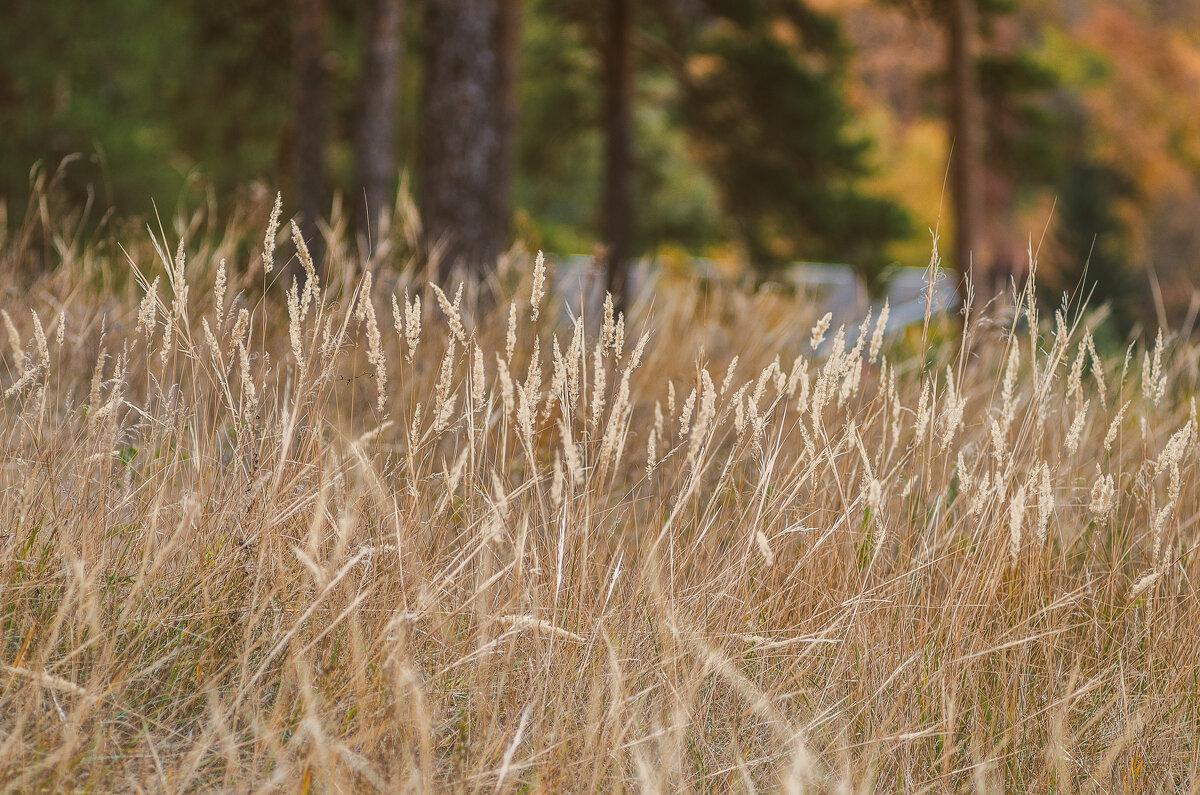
(869, 301), (889, 364)
(1036, 463), (1053, 544)
(810, 312), (832, 350)
(1090, 467), (1116, 523)
(506, 302), (518, 364)
(530, 251), (546, 322)
(263, 191), (282, 274)
(214, 258), (227, 322)
(1009, 483), (1027, 563)
(1065, 400), (1089, 456)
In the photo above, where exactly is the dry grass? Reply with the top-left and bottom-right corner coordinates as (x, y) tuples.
(2, 194), (1199, 793)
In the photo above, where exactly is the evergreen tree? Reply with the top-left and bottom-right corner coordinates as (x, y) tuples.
(666, 0), (910, 289)
(1047, 110), (1135, 326)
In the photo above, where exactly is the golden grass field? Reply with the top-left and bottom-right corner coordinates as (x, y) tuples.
(1, 192), (1199, 792)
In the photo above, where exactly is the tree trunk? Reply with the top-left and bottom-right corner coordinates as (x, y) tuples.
(947, 0), (982, 304)
(291, 0), (326, 269)
(492, 0), (521, 251)
(602, 0), (635, 310)
(357, 0), (402, 241)
(419, 0), (503, 279)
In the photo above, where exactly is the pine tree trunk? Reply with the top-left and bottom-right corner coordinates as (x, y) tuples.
(947, 0), (982, 304)
(291, 0), (326, 268)
(602, 0), (634, 310)
(357, 0), (402, 240)
(419, 0), (503, 278)
(492, 0), (521, 251)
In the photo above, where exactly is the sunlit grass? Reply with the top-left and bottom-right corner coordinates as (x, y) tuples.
(1, 192), (1198, 792)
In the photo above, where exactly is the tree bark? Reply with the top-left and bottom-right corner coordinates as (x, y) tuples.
(357, 0), (402, 241)
(291, 0), (326, 268)
(947, 0), (982, 304)
(602, 0), (635, 310)
(419, 0), (503, 279)
(492, 0), (521, 251)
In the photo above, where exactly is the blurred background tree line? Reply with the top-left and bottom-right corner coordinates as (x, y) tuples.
(3, 0), (1200, 324)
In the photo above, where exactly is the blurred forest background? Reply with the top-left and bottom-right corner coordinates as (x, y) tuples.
(3, 0), (1200, 326)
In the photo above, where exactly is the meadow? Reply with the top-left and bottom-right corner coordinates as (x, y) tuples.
(1, 193), (1198, 792)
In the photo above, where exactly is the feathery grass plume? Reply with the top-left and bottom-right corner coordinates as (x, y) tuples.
(408, 401), (422, 441)
(431, 283), (466, 345)
(1009, 483), (1027, 563)
(135, 277), (160, 339)
(1090, 466), (1116, 522)
(686, 369), (717, 465)
(1142, 328), (1167, 405)
(678, 385), (697, 438)
(589, 337), (607, 431)
(1066, 338), (1087, 405)
(517, 380), (536, 450)
(355, 274), (386, 412)
(914, 377), (932, 443)
(999, 343), (1019, 433)
(969, 470), (994, 518)
(1104, 400), (1130, 452)
(403, 289), (422, 362)
(1129, 569), (1163, 602)
(810, 312), (832, 350)
(667, 380), (676, 415)
(506, 302), (518, 364)
(433, 340), (456, 433)
(869, 300), (889, 364)
(530, 250), (546, 322)
(158, 309), (173, 368)
(230, 306), (250, 348)
(602, 293), (616, 353)
(496, 353), (515, 419)
(566, 319), (583, 409)
(472, 343), (486, 412)
(201, 317), (220, 362)
(1065, 399), (1089, 456)
(645, 427), (657, 474)
(938, 367), (966, 451)
(291, 220), (320, 319)
(87, 345), (107, 411)
(720, 356), (739, 396)
(769, 355), (786, 396)
(955, 450), (972, 496)
(237, 340), (257, 413)
(755, 530), (774, 565)
(598, 362), (631, 468)
(54, 311), (63, 348)
(214, 257), (227, 322)
(733, 384), (750, 436)
(1084, 330), (1106, 408)
(169, 238), (188, 321)
(560, 418), (583, 486)
(287, 277), (306, 382)
(545, 336), (567, 421)
(262, 191), (282, 274)
(1036, 462), (1053, 543)
(524, 337), (542, 408)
